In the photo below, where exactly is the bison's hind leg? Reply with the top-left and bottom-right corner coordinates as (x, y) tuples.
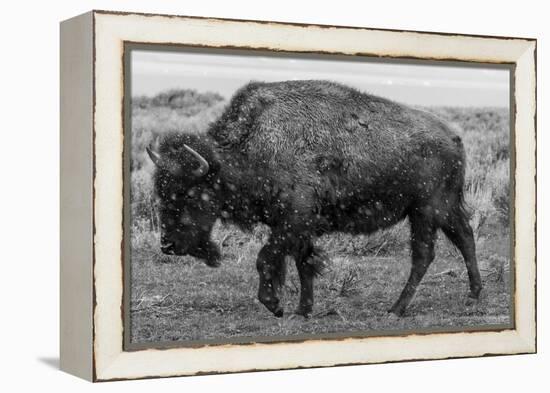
(439, 198), (483, 301)
(389, 206), (437, 316)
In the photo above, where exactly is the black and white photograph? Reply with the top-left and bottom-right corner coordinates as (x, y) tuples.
(2, 0), (546, 388)
(126, 47), (513, 346)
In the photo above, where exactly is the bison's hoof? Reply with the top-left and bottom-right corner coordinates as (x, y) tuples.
(388, 304), (406, 317)
(263, 300), (284, 317)
(386, 312), (400, 322)
(468, 286), (483, 299)
(295, 306), (313, 319)
(259, 296), (283, 317)
(466, 289), (483, 306)
(205, 259), (221, 268)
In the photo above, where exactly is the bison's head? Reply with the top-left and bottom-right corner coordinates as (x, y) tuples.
(146, 134), (222, 267)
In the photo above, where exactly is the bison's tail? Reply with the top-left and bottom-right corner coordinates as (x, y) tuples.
(449, 135), (472, 221)
(455, 187), (472, 222)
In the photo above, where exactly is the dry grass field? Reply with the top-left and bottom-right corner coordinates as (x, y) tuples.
(128, 89), (512, 345)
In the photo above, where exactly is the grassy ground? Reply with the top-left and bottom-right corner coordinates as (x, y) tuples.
(129, 89), (512, 345)
(130, 222), (511, 344)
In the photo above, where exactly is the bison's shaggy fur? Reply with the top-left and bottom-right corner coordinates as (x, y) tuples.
(149, 80), (482, 317)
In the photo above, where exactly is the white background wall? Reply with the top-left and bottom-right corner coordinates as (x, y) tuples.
(0, 0), (546, 391)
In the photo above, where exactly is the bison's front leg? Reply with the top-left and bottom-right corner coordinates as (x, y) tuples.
(291, 239), (325, 317)
(295, 258), (315, 317)
(256, 239), (287, 317)
(294, 246), (331, 317)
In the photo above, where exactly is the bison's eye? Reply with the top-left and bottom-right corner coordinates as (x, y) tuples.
(181, 214), (192, 225)
(160, 202), (182, 215)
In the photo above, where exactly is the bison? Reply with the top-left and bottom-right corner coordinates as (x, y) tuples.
(146, 80), (482, 318)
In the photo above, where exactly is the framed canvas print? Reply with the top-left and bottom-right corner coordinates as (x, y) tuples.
(60, 10), (537, 382)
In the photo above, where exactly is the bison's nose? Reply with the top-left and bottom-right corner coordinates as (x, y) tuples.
(160, 242), (175, 255)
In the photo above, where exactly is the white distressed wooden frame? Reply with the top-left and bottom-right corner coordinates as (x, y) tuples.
(60, 10), (536, 382)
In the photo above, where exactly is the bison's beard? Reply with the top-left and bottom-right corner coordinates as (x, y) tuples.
(189, 239), (221, 268)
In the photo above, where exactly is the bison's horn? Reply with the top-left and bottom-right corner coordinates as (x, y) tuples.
(183, 144), (210, 177)
(146, 145), (164, 168)
(146, 146), (182, 175)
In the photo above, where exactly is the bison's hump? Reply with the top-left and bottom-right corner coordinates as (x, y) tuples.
(208, 80), (461, 178)
(208, 80), (399, 148)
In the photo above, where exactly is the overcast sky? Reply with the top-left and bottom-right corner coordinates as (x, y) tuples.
(131, 49), (510, 108)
